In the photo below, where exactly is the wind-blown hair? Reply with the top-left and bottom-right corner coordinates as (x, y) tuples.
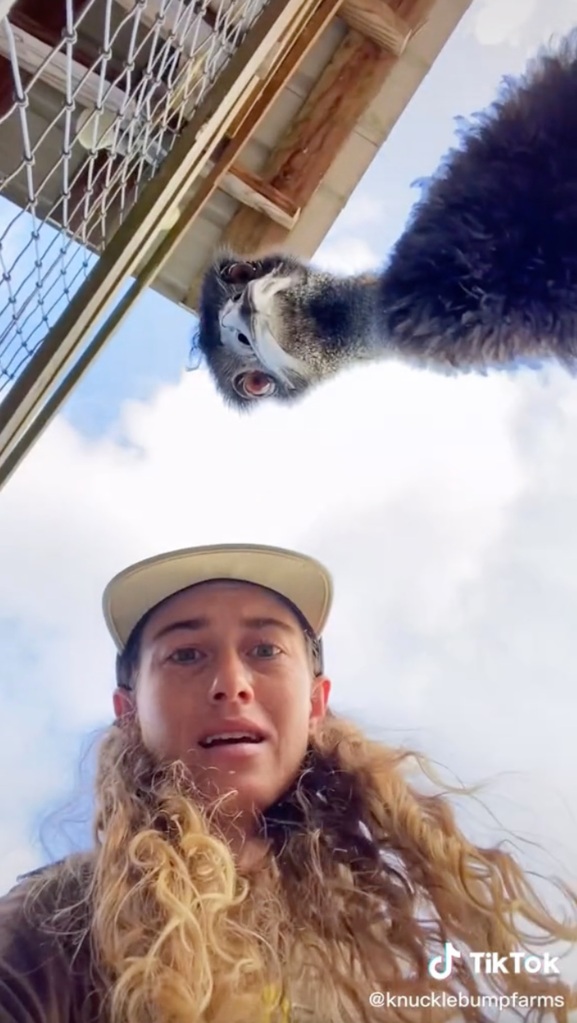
(27, 712), (577, 1023)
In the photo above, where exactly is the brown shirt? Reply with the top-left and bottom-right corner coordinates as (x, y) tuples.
(0, 860), (102, 1023)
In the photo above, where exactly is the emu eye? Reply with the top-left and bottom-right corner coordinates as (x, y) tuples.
(221, 261), (261, 286)
(233, 371), (277, 399)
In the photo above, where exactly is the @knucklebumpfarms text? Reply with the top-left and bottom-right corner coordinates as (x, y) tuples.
(368, 943), (566, 1012)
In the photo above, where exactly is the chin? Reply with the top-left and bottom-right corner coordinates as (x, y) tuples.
(197, 773), (276, 818)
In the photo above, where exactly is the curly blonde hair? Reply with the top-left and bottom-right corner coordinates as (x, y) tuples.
(31, 711), (577, 1023)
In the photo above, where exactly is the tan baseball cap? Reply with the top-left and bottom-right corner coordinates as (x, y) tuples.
(102, 543), (333, 652)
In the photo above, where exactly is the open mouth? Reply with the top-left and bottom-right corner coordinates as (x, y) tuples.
(199, 731), (266, 749)
(233, 370), (277, 399)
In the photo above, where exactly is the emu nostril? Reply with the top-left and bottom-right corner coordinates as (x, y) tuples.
(237, 332), (251, 346)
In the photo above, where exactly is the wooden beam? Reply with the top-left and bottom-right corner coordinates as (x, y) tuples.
(112, 1), (284, 91)
(113, 0), (218, 36)
(0, 23), (135, 114)
(340, 0), (411, 54)
(114, 0), (412, 58)
(220, 164), (300, 229)
(183, 0), (346, 306)
(396, 0), (440, 31)
(0, 0), (91, 116)
(216, 28), (397, 256)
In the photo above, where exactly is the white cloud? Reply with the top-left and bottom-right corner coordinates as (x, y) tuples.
(469, 0), (577, 56)
(325, 195), (389, 234)
(1, 356), (576, 920)
(314, 236), (379, 274)
(471, 0), (539, 47)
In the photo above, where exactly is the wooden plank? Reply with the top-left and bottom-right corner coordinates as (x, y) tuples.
(184, 0), (346, 305)
(9, 9), (126, 80)
(111, 1), (318, 92)
(113, 0), (178, 29)
(218, 28), (396, 255)
(220, 164), (300, 228)
(112, 0), (277, 61)
(0, 8), (271, 127)
(0, 23), (134, 113)
(112, 0), (283, 37)
(113, 0), (218, 35)
(340, 0), (411, 54)
(111, 1), (280, 103)
(0, 0), (91, 116)
(396, 0), (439, 30)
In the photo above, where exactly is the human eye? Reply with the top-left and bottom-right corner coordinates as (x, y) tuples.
(251, 642), (282, 659)
(167, 647), (203, 665)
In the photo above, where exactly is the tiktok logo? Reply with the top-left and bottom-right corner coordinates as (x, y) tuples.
(428, 942), (462, 979)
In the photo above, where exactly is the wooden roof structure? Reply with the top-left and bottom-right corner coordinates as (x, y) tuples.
(0, 0), (472, 488)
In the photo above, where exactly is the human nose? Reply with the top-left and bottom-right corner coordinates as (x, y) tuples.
(208, 647), (255, 703)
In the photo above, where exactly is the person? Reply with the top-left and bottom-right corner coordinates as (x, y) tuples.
(0, 543), (575, 1023)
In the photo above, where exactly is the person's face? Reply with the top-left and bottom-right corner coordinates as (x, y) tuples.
(113, 581), (330, 821)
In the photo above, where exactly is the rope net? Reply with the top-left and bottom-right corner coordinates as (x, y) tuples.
(0, 0), (268, 395)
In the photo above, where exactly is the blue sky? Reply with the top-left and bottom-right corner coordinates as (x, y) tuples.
(1, 0), (577, 982)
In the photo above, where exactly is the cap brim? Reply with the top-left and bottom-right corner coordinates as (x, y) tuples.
(102, 543), (333, 652)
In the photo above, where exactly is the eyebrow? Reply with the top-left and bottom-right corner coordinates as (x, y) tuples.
(150, 615), (297, 644)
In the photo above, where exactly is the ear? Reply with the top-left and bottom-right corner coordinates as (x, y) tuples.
(309, 675), (331, 729)
(113, 686), (136, 725)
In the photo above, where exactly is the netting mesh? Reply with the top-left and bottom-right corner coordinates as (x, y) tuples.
(0, 0), (268, 395)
